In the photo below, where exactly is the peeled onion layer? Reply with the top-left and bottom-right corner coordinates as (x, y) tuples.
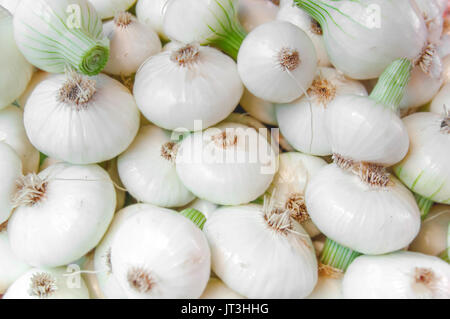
(409, 205), (450, 256)
(343, 251), (450, 299)
(237, 20), (317, 104)
(200, 277), (245, 299)
(276, 67), (367, 156)
(134, 44), (243, 131)
(175, 122), (276, 206)
(110, 205), (211, 299)
(118, 124), (195, 208)
(8, 163), (116, 267)
(204, 204), (318, 299)
(394, 112), (450, 204)
(0, 142), (22, 224)
(0, 6), (33, 108)
(24, 72), (140, 165)
(3, 267), (89, 299)
(306, 164), (421, 255)
(325, 95), (409, 165)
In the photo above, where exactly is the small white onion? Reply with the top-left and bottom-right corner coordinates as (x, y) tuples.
(277, 0), (330, 67)
(394, 112), (450, 204)
(238, 0), (279, 32)
(3, 267), (89, 299)
(176, 122), (276, 205)
(307, 273), (343, 299)
(0, 6), (33, 108)
(136, 0), (170, 40)
(237, 20), (317, 103)
(134, 44), (243, 131)
(204, 204), (318, 298)
(103, 12), (161, 76)
(0, 142), (22, 224)
(88, 0), (136, 20)
(240, 89), (278, 126)
(200, 277), (245, 299)
(430, 82), (450, 114)
(8, 163), (116, 267)
(17, 71), (50, 109)
(306, 164), (421, 255)
(325, 95), (409, 166)
(110, 205), (211, 298)
(0, 105), (39, 173)
(118, 124), (195, 208)
(24, 72), (140, 164)
(0, 226), (30, 294)
(414, 0), (444, 44)
(409, 205), (450, 256)
(178, 198), (218, 220)
(276, 67), (367, 156)
(343, 251), (450, 299)
(0, 1), (21, 14)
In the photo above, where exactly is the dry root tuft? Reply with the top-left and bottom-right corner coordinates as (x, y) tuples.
(29, 272), (57, 298)
(415, 44), (437, 76)
(278, 47), (300, 71)
(318, 263), (344, 279)
(57, 71), (96, 108)
(127, 267), (155, 294)
(212, 131), (238, 149)
(285, 193), (310, 224)
(310, 19), (323, 35)
(308, 78), (336, 105)
(0, 221), (7, 233)
(13, 174), (48, 208)
(161, 142), (179, 162)
(114, 12), (133, 28)
(171, 44), (200, 67)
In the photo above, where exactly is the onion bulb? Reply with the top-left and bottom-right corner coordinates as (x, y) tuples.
(409, 205), (450, 257)
(134, 44), (243, 131)
(3, 267), (89, 299)
(204, 204), (318, 298)
(430, 82), (450, 114)
(200, 277), (245, 299)
(178, 199), (218, 220)
(24, 72), (140, 164)
(237, 20), (317, 103)
(0, 142), (22, 224)
(414, 0), (444, 44)
(238, 0), (279, 32)
(240, 89), (278, 126)
(136, 0), (170, 40)
(0, 105), (39, 173)
(8, 163), (116, 267)
(103, 12), (161, 76)
(17, 71), (50, 109)
(307, 269), (343, 299)
(0, 1), (20, 14)
(0, 6), (33, 108)
(175, 122), (276, 205)
(110, 205), (211, 298)
(118, 124), (195, 208)
(343, 251), (450, 299)
(88, 0), (136, 20)
(276, 67), (367, 156)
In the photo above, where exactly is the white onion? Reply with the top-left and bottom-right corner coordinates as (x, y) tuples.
(17, 71), (50, 109)
(136, 0), (170, 40)
(276, 67), (367, 156)
(306, 164), (421, 255)
(0, 226), (30, 294)
(134, 44), (243, 131)
(0, 142), (22, 224)
(8, 163), (116, 267)
(430, 82), (450, 114)
(88, 0), (136, 20)
(118, 124), (195, 208)
(178, 198), (218, 220)
(277, 0), (330, 67)
(79, 252), (103, 299)
(238, 0), (279, 32)
(0, 105), (39, 173)
(237, 20), (317, 103)
(240, 89), (278, 126)
(409, 205), (450, 256)
(0, 6), (33, 108)
(175, 122), (276, 205)
(204, 204), (317, 298)
(24, 72), (140, 164)
(343, 251), (450, 299)
(110, 205), (211, 298)
(103, 12), (161, 76)
(394, 112), (450, 204)
(200, 277), (245, 299)
(3, 267), (89, 299)
(307, 273), (343, 299)
(0, 0), (21, 14)
(414, 0), (444, 44)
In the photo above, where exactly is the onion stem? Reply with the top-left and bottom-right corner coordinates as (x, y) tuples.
(369, 58), (412, 111)
(179, 208), (207, 230)
(320, 238), (361, 271)
(414, 193), (434, 220)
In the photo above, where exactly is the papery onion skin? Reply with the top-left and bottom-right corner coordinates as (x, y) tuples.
(134, 45), (243, 131)
(0, 6), (33, 108)
(343, 251), (450, 299)
(110, 205), (211, 299)
(24, 73), (140, 165)
(409, 205), (450, 257)
(237, 20), (317, 104)
(204, 205), (318, 299)
(118, 124), (195, 208)
(8, 163), (116, 267)
(0, 142), (22, 224)
(394, 112), (450, 204)
(306, 164), (421, 255)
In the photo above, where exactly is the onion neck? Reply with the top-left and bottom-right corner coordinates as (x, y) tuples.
(320, 238), (361, 272)
(369, 58), (412, 112)
(414, 193), (434, 220)
(179, 208), (206, 230)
